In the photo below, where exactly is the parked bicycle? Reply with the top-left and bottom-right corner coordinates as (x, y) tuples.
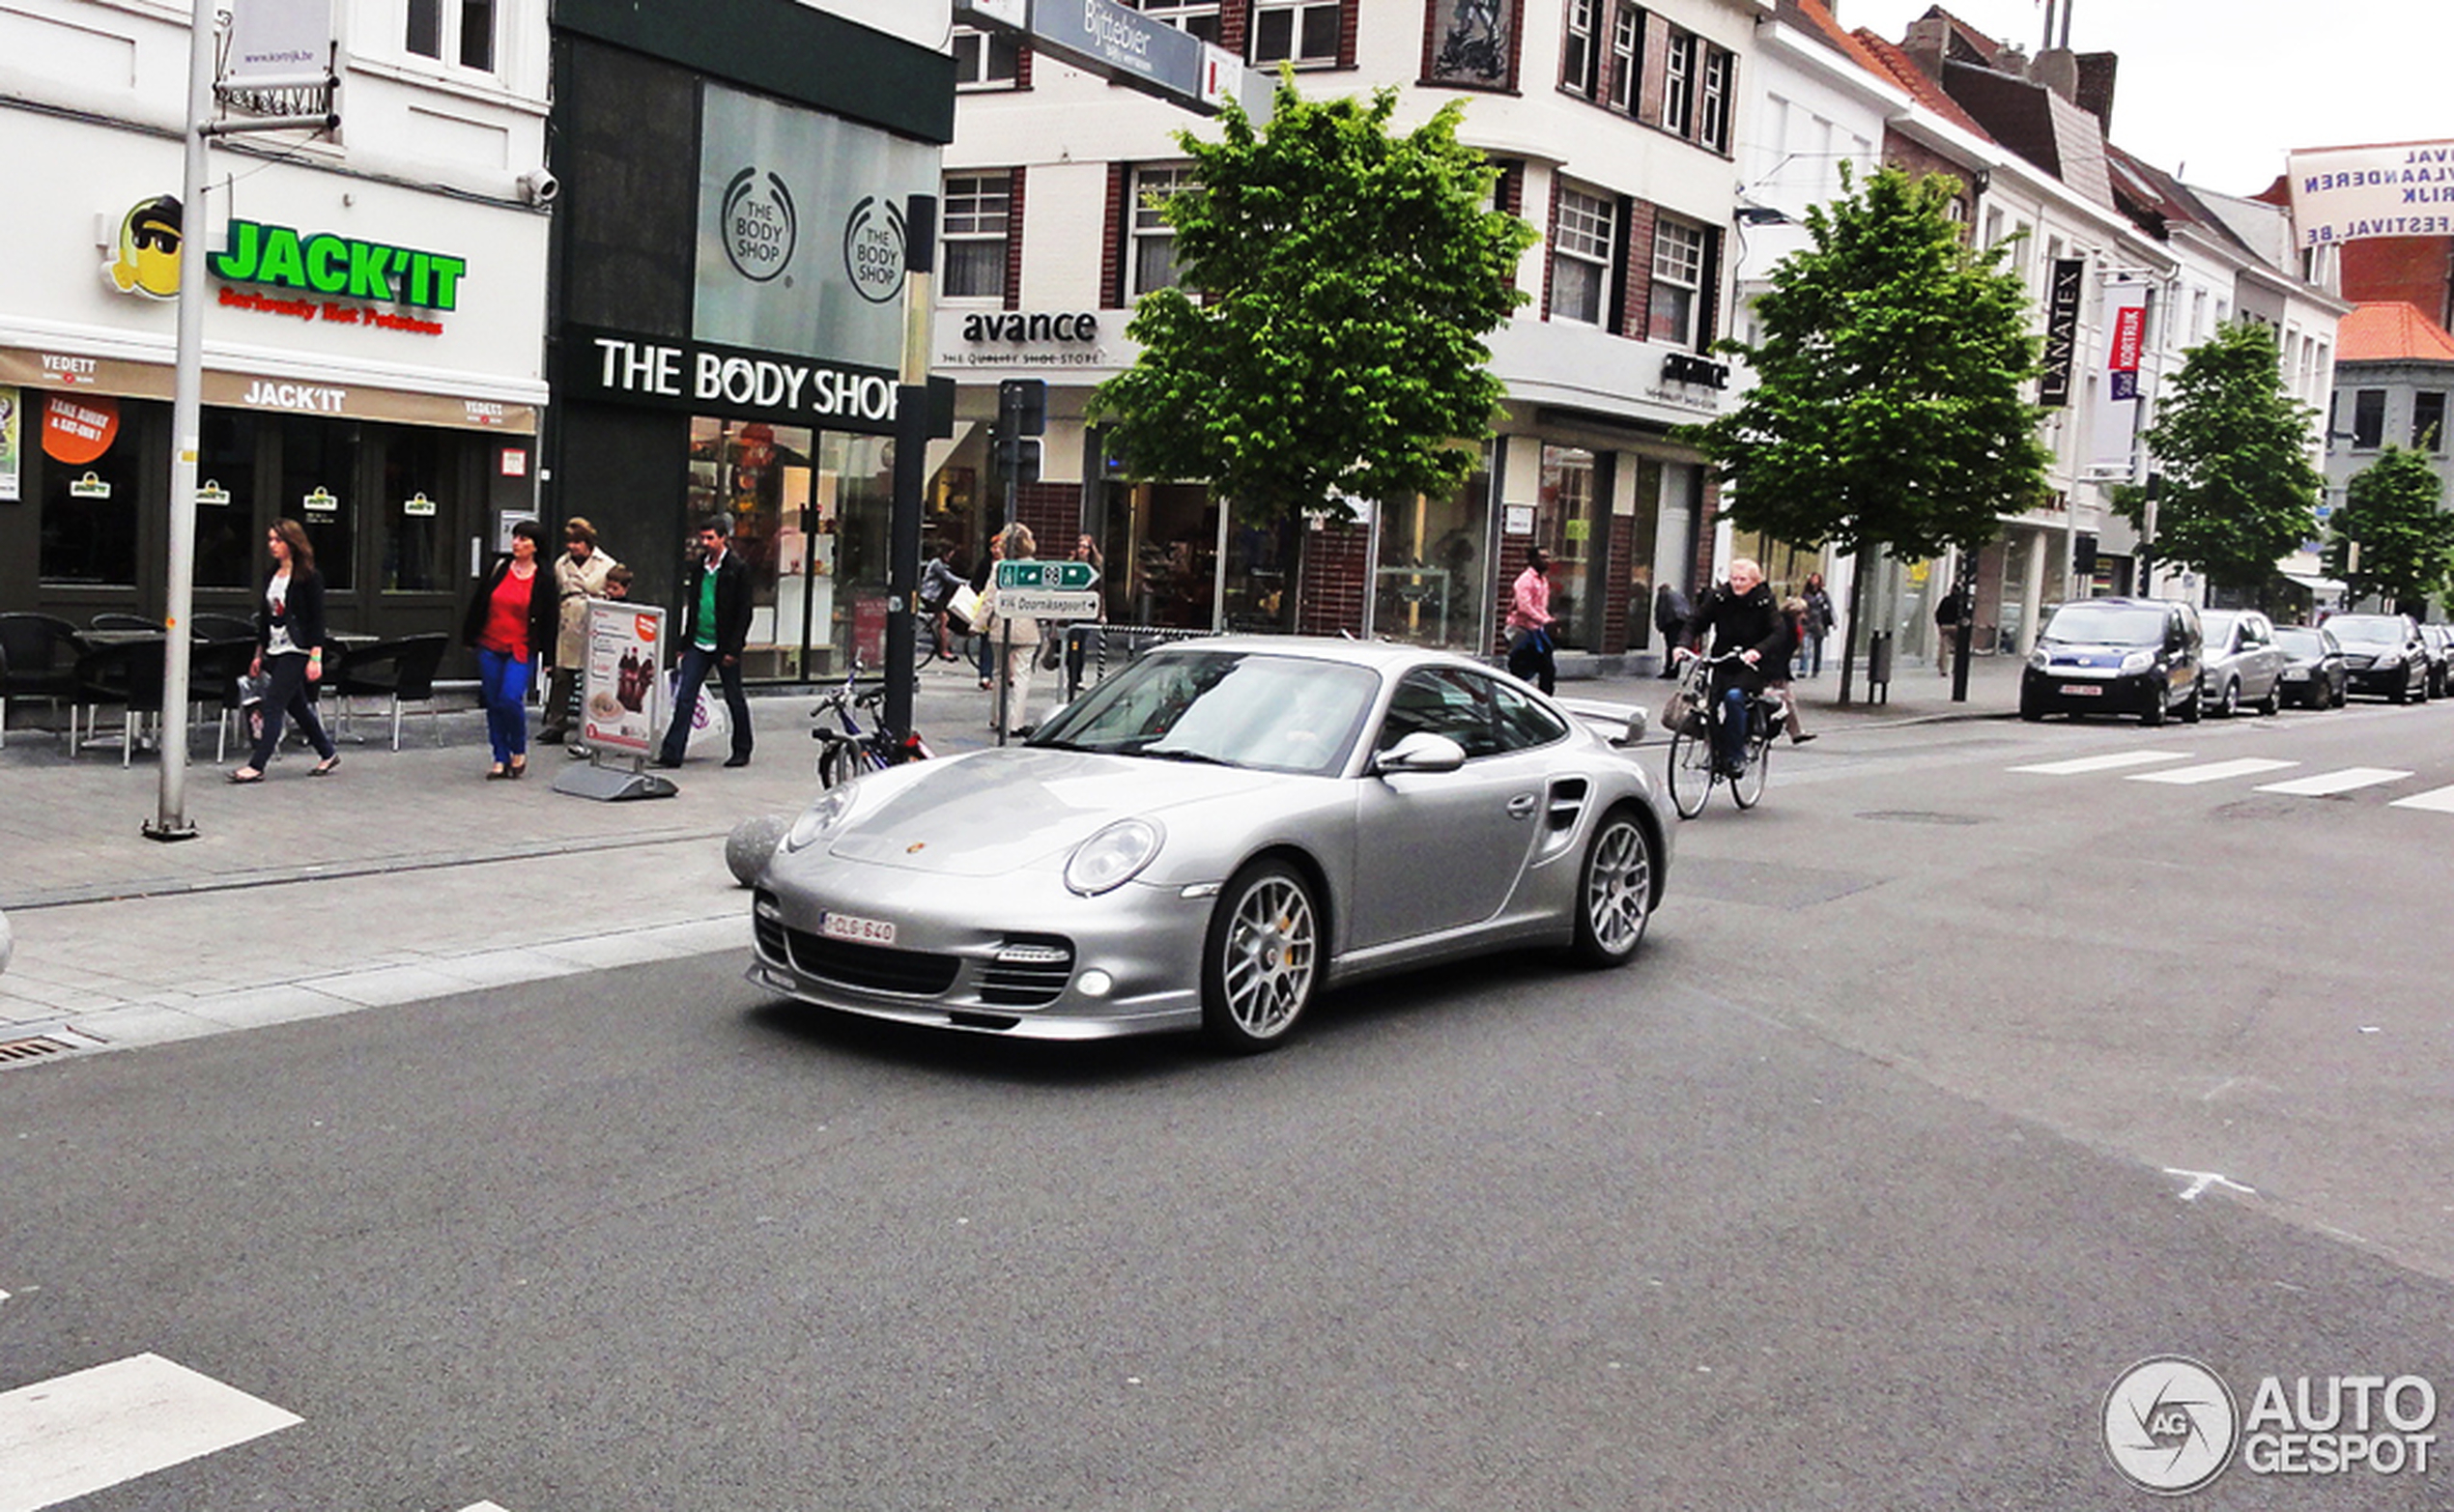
(1662, 649), (1778, 818)
(811, 661), (934, 788)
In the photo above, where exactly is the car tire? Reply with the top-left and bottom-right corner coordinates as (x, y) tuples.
(2335, 680), (2349, 708)
(2143, 686), (2168, 727)
(2393, 676), (2411, 705)
(1200, 859), (1320, 1053)
(2214, 679), (2240, 718)
(1569, 807), (1655, 968)
(2018, 687), (2045, 722)
(2257, 680), (2280, 717)
(2177, 681), (2200, 724)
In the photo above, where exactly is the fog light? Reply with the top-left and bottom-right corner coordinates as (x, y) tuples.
(1077, 969), (1114, 998)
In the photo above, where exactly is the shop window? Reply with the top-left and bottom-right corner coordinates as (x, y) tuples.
(1536, 443), (1600, 649)
(952, 25), (1020, 89)
(1251, 0), (1343, 66)
(408, 0), (496, 71)
(1373, 466), (1490, 651)
(37, 393), (143, 586)
(280, 417), (360, 593)
(2351, 389), (2385, 450)
(379, 427), (453, 592)
(1649, 216), (1707, 348)
(2413, 390), (2445, 451)
(1548, 183), (1613, 327)
(1120, 0), (1222, 43)
(194, 411), (258, 590)
(1130, 164), (1197, 298)
(942, 172), (1013, 301)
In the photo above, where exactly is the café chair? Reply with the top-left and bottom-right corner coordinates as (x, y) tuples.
(71, 639), (169, 767)
(328, 634), (449, 751)
(0, 613), (89, 750)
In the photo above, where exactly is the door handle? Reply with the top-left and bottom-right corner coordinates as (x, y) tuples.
(1505, 793), (1538, 820)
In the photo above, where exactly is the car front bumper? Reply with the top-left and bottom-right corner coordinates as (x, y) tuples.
(2021, 666), (2167, 717)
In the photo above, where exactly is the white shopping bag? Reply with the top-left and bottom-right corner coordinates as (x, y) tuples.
(668, 670), (729, 757)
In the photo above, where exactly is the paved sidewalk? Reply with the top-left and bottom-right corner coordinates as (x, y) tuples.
(0, 643), (2015, 1061)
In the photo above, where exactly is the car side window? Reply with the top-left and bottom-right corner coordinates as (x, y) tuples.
(1487, 676), (1570, 753)
(1376, 669), (1499, 758)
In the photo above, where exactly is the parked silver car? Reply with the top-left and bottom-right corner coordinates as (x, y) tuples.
(751, 639), (1673, 1051)
(2196, 609), (2289, 717)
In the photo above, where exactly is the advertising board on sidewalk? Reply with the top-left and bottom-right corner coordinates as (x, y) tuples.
(581, 600), (665, 756)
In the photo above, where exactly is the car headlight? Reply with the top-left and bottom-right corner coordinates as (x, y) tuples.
(783, 786), (858, 852)
(2119, 649), (2154, 674)
(1065, 818), (1163, 896)
(2377, 651), (2403, 667)
(2027, 647), (2049, 670)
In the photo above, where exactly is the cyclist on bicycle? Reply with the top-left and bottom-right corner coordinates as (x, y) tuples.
(1675, 557), (1789, 778)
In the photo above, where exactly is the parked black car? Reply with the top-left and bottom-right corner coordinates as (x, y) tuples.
(2020, 597), (2204, 726)
(2420, 623), (2454, 699)
(2271, 623), (2349, 709)
(2325, 613), (2431, 703)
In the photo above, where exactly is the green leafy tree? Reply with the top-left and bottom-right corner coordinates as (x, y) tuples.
(1684, 165), (2048, 702)
(2324, 443), (2454, 614)
(1090, 74), (1535, 625)
(2119, 321), (2322, 595)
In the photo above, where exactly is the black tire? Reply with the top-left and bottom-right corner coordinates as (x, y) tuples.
(1665, 725), (1715, 820)
(2143, 685), (2169, 727)
(1200, 860), (1320, 1052)
(2392, 675), (2411, 705)
(1730, 723), (1771, 809)
(2214, 679), (2240, 718)
(815, 737), (858, 788)
(2257, 679), (2280, 718)
(2018, 688), (2045, 722)
(1569, 807), (1656, 967)
(2334, 679), (2349, 708)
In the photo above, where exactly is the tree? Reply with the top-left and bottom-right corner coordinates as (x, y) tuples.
(1684, 165), (2048, 702)
(1089, 73), (1535, 625)
(2119, 321), (2322, 596)
(2325, 444), (2454, 614)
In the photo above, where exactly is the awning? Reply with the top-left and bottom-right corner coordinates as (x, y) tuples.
(0, 344), (538, 434)
(2281, 573), (2347, 595)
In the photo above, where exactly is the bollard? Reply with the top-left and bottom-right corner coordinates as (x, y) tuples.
(1866, 631), (1894, 706)
(725, 813), (794, 888)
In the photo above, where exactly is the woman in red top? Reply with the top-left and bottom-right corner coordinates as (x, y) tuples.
(459, 519), (557, 779)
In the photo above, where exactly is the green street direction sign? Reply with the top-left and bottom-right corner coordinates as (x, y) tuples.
(996, 559), (1099, 590)
(999, 588), (1102, 620)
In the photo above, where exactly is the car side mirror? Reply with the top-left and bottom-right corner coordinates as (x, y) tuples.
(1373, 731), (1468, 776)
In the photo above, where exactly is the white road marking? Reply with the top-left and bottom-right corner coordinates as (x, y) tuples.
(2127, 757), (2298, 785)
(2389, 785), (2454, 813)
(0, 1353), (300, 1512)
(2010, 751), (2193, 776)
(2164, 1168), (2258, 1203)
(2254, 766), (2412, 796)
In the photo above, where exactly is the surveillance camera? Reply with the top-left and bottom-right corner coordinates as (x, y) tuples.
(517, 168), (558, 207)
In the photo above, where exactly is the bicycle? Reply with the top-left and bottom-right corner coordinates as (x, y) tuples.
(811, 661), (935, 788)
(1663, 649), (1777, 819)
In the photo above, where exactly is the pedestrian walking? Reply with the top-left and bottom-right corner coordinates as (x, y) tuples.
(538, 517), (618, 745)
(1504, 546), (1560, 694)
(227, 518), (341, 784)
(919, 541), (966, 662)
(1799, 572), (1836, 678)
(1935, 580), (1969, 677)
(974, 522), (1041, 736)
(968, 533), (1002, 689)
(1653, 580), (1691, 678)
(1771, 596), (1816, 744)
(460, 519), (557, 780)
(655, 515), (755, 769)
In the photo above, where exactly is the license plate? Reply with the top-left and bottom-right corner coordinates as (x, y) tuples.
(819, 911), (897, 946)
(2060, 683), (2103, 697)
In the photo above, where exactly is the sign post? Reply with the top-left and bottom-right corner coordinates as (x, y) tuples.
(990, 560), (1100, 743)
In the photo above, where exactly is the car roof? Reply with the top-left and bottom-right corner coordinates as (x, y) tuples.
(1147, 635), (1484, 674)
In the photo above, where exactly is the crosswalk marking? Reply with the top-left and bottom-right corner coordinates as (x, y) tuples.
(2389, 786), (2454, 813)
(2128, 757), (2299, 785)
(2011, 751), (2194, 776)
(0, 1354), (300, 1512)
(2255, 767), (2412, 796)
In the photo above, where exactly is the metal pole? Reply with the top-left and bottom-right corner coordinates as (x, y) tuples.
(883, 193), (935, 745)
(147, 0), (216, 842)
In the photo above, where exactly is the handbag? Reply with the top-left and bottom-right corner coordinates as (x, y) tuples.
(946, 584), (982, 633)
(1662, 688), (1707, 738)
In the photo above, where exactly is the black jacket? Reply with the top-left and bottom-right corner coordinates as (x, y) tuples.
(675, 549), (753, 660)
(255, 565), (327, 657)
(460, 555), (559, 662)
(1685, 581), (1789, 686)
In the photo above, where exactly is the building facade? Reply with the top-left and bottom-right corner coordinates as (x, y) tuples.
(0, 0), (553, 660)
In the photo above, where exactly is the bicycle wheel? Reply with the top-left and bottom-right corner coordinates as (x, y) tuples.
(1730, 720), (1772, 809)
(1665, 723), (1716, 819)
(815, 736), (857, 788)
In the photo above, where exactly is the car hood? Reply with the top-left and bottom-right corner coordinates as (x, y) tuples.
(822, 747), (1305, 877)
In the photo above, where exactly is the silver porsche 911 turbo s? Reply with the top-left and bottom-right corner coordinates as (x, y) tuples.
(750, 638), (1673, 1051)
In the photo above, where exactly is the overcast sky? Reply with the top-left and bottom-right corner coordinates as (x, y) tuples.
(1826, 0), (2452, 196)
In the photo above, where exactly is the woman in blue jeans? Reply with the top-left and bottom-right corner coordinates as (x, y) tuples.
(459, 520), (557, 779)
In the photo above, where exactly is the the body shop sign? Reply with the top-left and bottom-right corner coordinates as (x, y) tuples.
(694, 84), (935, 372)
(568, 325), (899, 435)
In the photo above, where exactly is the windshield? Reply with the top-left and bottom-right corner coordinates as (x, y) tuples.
(2199, 611), (2238, 644)
(2327, 616), (2404, 646)
(2271, 627), (2326, 657)
(2041, 604), (2167, 646)
(1029, 650), (1381, 776)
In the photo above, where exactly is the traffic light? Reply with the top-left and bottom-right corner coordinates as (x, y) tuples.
(998, 377), (1046, 436)
(990, 422), (1041, 485)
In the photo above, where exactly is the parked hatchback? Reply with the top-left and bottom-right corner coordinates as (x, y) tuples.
(2196, 609), (2289, 717)
(2271, 623), (2349, 709)
(2421, 624), (2454, 699)
(2325, 613), (2431, 703)
(2020, 598), (2203, 726)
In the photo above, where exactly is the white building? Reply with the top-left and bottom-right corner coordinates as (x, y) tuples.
(0, 0), (553, 646)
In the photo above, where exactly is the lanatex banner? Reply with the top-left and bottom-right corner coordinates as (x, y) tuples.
(2287, 139), (2454, 247)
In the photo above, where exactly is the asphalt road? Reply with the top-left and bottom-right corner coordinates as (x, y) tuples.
(6, 694), (2454, 1510)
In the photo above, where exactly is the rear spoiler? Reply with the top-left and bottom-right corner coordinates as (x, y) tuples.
(1554, 698), (1647, 749)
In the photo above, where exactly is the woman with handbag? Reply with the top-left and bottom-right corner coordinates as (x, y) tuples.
(228, 518), (341, 784)
(459, 519), (558, 779)
(973, 522), (1041, 736)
